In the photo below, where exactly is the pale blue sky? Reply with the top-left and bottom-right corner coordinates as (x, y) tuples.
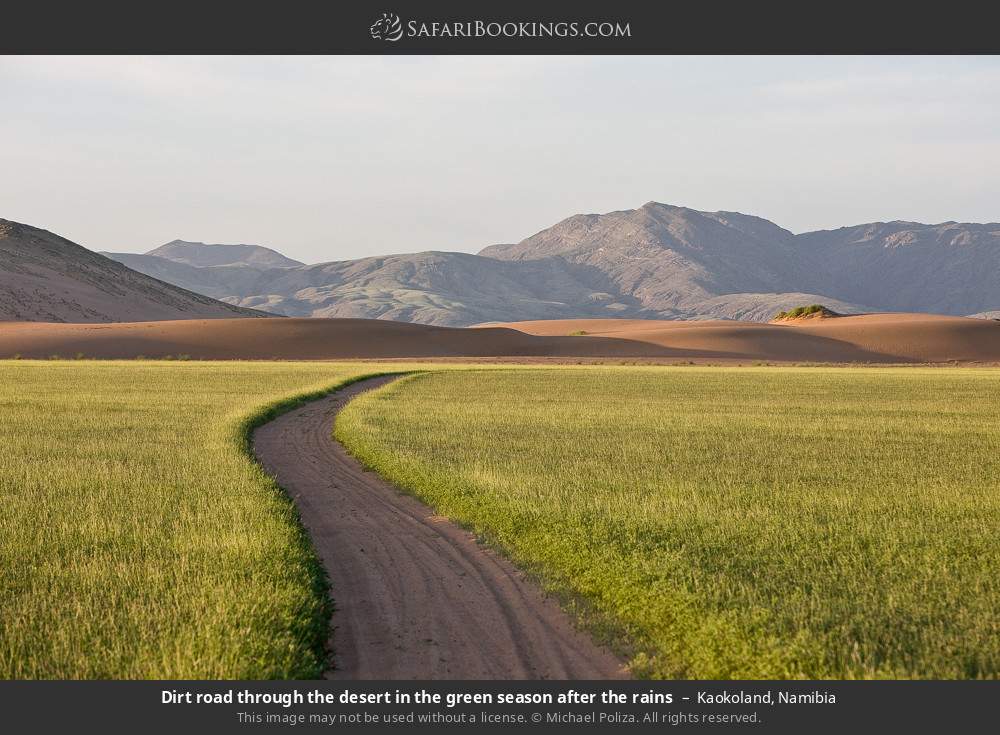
(2, 56), (998, 263)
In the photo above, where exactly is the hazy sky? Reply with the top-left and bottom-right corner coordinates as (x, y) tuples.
(2, 56), (999, 263)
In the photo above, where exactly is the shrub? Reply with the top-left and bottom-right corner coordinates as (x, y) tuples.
(775, 304), (828, 320)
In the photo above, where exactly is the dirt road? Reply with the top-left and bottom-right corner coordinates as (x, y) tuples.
(252, 375), (627, 679)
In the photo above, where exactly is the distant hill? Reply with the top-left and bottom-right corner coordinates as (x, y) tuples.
(0, 219), (268, 323)
(99, 252), (269, 301)
(99, 202), (1000, 326)
(481, 202), (868, 320)
(211, 251), (636, 325)
(792, 220), (1000, 316)
(144, 239), (303, 268)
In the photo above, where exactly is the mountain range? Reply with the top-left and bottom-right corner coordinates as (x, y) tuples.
(98, 202), (1000, 325)
(1, 203), (997, 326)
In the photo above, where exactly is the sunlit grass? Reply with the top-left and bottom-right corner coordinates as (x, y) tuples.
(5, 360), (998, 680)
(0, 360), (384, 679)
(336, 366), (1000, 679)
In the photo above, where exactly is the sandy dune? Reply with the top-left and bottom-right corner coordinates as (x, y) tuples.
(481, 314), (1000, 363)
(0, 318), (633, 360)
(2, 313), (999, 363)
(788, 313), (1000, 364)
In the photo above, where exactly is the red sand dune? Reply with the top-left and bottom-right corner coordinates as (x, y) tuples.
(1, 314), (999, 363)
(477, 314), (1000, 364)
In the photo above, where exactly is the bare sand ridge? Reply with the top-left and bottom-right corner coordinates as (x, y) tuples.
(252, 376), (627, 679)
(2, 313), (999, 363)
(480, 313), (1000, 363)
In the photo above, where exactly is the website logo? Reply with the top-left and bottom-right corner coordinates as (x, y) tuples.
(370, 13), (403, 42)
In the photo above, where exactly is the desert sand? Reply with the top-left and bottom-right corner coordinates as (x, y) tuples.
(478, 314), (1000, 364)
(2, 313), (999, 363)
(253, 376), (626, 679)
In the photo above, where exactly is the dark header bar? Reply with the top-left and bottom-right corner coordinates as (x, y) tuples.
(4, 0), (1000, 54)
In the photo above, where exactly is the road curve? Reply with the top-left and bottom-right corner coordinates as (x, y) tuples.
(252, 375), (628, 679)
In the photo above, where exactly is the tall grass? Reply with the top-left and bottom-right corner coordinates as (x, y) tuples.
(336, 367), (1000, 679)
(0, 361), (379, 679)
(5, 361), (998, 680)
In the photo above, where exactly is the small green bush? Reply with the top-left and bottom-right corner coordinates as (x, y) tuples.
(775, 304), (827, 320)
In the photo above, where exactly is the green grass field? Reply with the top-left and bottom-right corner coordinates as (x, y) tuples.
(0, 361), (384, 678)
(337, 367), (1000, 679)
(3, 362), (998, 679)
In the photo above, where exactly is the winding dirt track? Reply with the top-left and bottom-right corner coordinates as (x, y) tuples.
(252, 375), (627, 679)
